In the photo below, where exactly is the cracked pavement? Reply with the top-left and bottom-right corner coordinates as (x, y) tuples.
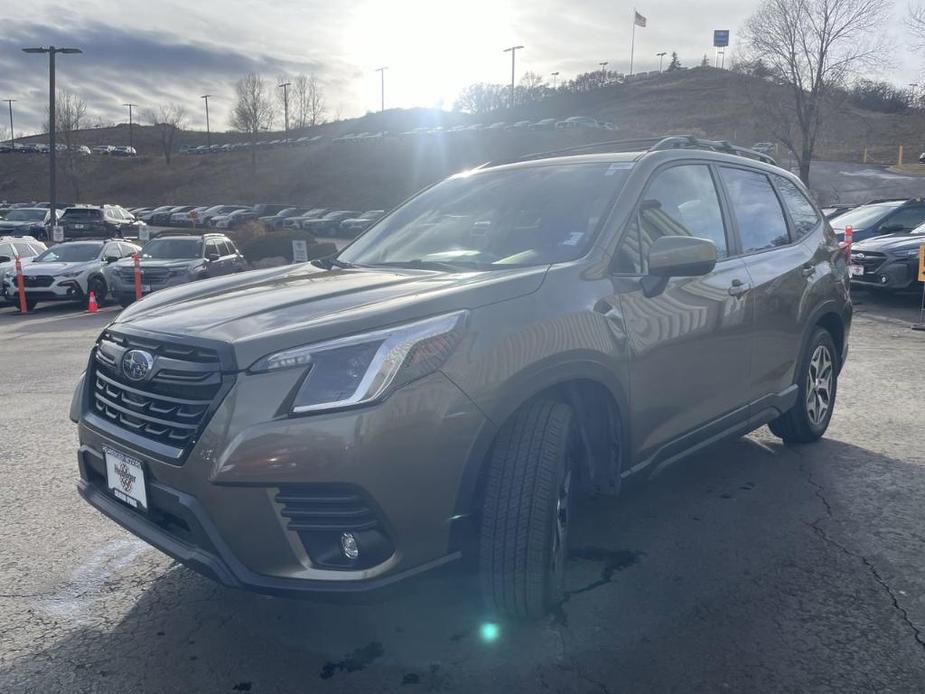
(1, 289), (925, 693)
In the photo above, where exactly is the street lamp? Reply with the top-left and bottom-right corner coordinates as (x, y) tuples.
(657, 52), (667, 72)
(551, 71), (560, 90)
(375, 67), (388, 113)
(3, 99), (14, 149)
(200, 94), (213, 147)
(502, 45), (524, 109)
(278, 82), (291, 134)
(599, 61), (609, 86)
(122, 103), (138, 150)
(22, 46), (82, 235)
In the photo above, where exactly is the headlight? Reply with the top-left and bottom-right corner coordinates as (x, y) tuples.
(58, 270), (83, 278)
(897, 247), (924, 257)
(250, 311), (467, 414)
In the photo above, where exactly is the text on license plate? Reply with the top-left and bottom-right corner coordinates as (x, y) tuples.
(849, 264), (864, 277)
(104, 446), (148, 511)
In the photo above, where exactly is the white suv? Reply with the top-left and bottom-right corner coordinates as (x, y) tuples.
(2, 239), (139, 311)
(0, 236), (47, 295)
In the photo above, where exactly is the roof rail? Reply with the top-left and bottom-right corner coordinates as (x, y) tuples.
(486, 134), (778, 168)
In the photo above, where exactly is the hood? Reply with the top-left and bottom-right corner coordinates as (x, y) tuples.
(115, 262), (548, 368)
(0, 220), (43, 229)
(0, 257), (34, 273)
(852, 234), (925, 252)
(22, 260), (94, 276)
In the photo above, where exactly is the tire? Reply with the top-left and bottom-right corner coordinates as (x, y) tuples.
(118, 295), (134, 308)
(479, 400), (576, 619)
(87, 276), (107, 306)
(22, 298), (37, 312)
(769, 327), (838, 444)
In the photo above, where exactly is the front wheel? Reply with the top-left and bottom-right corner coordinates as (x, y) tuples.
(479, 400), (576, 619)
(87, 276), (108, 306)
(769, 327), (838, 443)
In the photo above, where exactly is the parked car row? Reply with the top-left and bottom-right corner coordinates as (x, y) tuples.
(1, 231), (246, 311)
(0, 142), (135, 156)
(178, 136), (325, 155)
(0, 202), (144, 241)
(134, 203), (386, 238)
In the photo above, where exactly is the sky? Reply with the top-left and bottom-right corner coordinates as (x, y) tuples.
(0, 0), (919, 136)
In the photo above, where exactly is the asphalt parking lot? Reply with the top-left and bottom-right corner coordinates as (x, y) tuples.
(1, 289), (924, 693)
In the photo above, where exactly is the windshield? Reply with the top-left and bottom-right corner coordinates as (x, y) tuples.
(141, 238), (203, 259)
(62, 208), (103, 220)
(34, 243), (100, 262)
(831, 203), (903, 228)
(5, 209), (46, 221)
(340, 162), (631, 269)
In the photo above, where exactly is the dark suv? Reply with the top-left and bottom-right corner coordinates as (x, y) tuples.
(829, 198), (925, 244)
(72, 137), (851, 618)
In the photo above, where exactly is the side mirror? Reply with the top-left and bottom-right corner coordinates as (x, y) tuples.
(641, 236), (717, 297)
(878, 224), (904, 235)
(104, 255), (119, 264)
(0, 255), (10, 263)
(206, 251), (220, 262)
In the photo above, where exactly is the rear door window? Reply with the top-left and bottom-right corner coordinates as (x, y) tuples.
(719, 167), (790, 253)
(774, 177), (820, 239)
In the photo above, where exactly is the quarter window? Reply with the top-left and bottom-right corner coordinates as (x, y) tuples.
(775, 177), (820, 239)
(719, 167), (790, 253)
(614, 164), (727, 274)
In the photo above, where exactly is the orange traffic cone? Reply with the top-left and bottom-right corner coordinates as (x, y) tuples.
(87, 291), (98, 314)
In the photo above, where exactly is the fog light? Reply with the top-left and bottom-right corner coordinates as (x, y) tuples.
(880, 275), (888, 284)
(340, 531), (359, 559)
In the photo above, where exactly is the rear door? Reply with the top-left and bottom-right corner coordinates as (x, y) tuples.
(614, 162), (753, 463)
(717, 166), (820, 406)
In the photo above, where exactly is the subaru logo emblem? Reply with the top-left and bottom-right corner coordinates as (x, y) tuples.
(853, 253), (865, 259)
(121, 349), (155, 382)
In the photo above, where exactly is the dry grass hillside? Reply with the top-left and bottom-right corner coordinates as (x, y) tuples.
(2, 67), (923, 208)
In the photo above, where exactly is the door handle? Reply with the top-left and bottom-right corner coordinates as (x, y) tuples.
(728, 278), (752, 298)
(801, 262), (816, 277)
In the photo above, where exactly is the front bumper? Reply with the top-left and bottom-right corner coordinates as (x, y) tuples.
(76, 362), (489, 594)
(109, 271), (196, 298)
(850, 257), (920, 290)
(2, 277), (85, 302)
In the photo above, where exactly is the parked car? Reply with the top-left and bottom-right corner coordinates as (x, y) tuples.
(829, 198), (925, 243)
(751, 142), (776, 156)
(530, 118), (558, 130)
(200, 205), (249, 227)
(506, 120), (532, 131)
(168, 206), (211, 227)
(0, 235), (47, 293)
(149, 205), (196, 227)
(821, 205), (855, 220)
(2, 239), (139, 310)
(59, 205), (141, 240)
(0, 208), (61, 239)
(338, 210), (385, 237)
(849, 224), (925, 292)
(283, 208), (329, 230)
(556, 116), (601, 129)
(92, 145), (114, 155)
(108, 233), (245, 306)
(71, 138), (852, 619)
(139, 206), (175, 224)
(259, 207), (309, 230)
(110, 146), (138, 157)
(301, 210), (361, 236)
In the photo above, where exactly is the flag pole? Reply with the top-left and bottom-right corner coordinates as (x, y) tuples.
(630, 9), (636, 75)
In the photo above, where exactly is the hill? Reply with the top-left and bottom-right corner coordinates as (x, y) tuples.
(2, 67), (923, 208)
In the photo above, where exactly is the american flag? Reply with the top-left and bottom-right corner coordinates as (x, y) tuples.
(634, 11), (647, 27)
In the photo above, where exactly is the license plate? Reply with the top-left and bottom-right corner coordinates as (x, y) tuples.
(849, 264), (864, 277)
(104, 446), (148, 511)
(74, 224), (86, 229)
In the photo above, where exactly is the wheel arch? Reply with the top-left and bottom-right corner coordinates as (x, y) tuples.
(448, 357), (629, 552)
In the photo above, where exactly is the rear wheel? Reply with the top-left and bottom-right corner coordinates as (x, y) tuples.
(479, 400), (576, 619)
(769, 327), (838, 443)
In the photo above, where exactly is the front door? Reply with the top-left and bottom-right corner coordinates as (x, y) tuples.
(612, 163), (753, 464)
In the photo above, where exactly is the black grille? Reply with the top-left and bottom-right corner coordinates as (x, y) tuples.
(275, 486), (381, 532)
(851, 251), (886, 273)
(117, 267), (170, 284)
(90, 330), (225, 451)
(23, 275), (54, 287)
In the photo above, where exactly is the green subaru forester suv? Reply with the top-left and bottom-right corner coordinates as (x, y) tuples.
(73, 137), (851, 618)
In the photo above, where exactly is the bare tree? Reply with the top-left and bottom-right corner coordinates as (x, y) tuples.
(231, 73), (275, 167)
(299, 73), (327, 127)
(516, 71), (546, 105)
(44, 90), (88, 200)
(454, 83), (507, 113)
(909, 4), (925, 45)
(743, 0), (887, 184)
(145, 104), (187, 165)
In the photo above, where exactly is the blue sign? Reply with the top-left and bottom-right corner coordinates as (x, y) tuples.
(713, 30), (730, 47)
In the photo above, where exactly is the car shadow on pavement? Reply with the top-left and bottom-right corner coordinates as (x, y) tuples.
(5, 433), (925, 693)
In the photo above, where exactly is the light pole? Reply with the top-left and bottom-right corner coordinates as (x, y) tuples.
(657, 51), (667, 72)
(22, 45), (81, 234)
(278, 82), (291, 135)
(3, 100), (14, 148)
(122, 103), (137, 150)
(375, 67), (388, 113)
(599, 61), (609, 86)
(551, 71), (560, 90)
(502, 45), (524, 109)
(200, 94), (212, 146)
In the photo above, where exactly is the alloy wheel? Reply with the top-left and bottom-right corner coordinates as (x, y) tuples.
(805, 344), (833, 427)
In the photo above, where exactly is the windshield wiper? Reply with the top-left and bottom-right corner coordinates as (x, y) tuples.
(312, 256), (354, 270)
